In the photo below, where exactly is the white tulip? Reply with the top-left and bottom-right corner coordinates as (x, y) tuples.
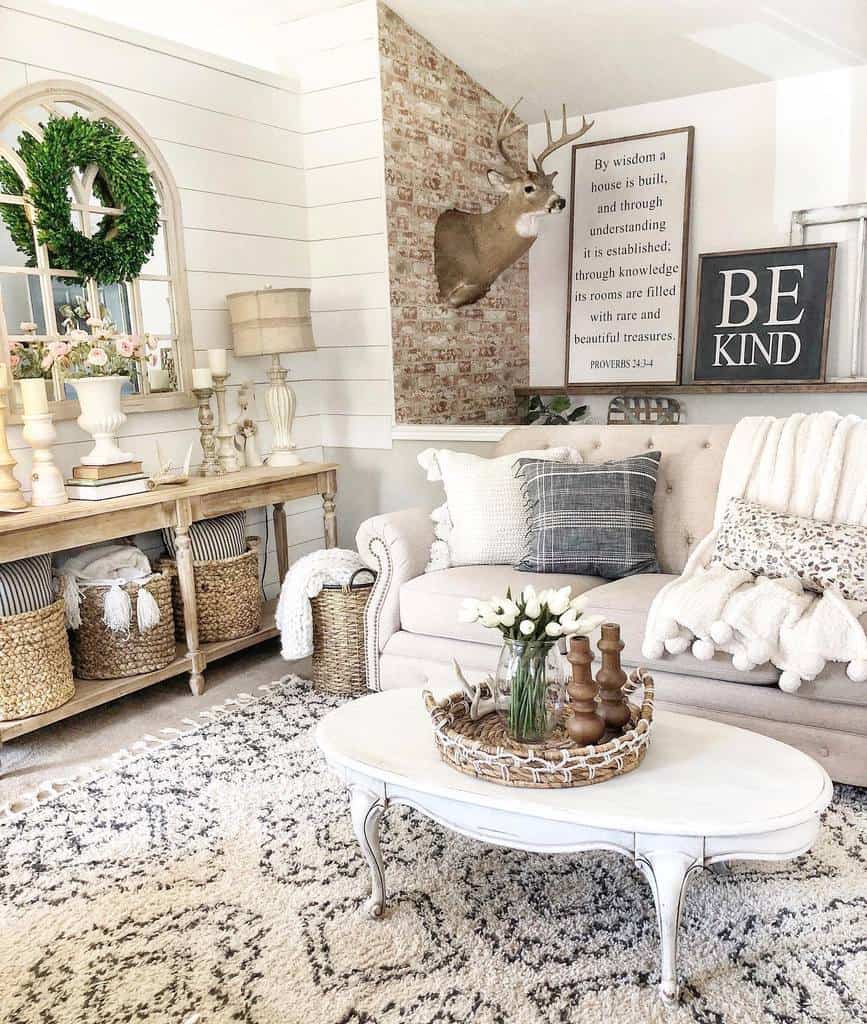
(558, 613), (581, 634)
(546, 586), (572, 616)
(545, 621), (563, 637)
(578, 614), (606, 634)
(519, 619), (535, 636)
(522, 584), (537, 605)
(458, 598), (481, 623)
(479, 610), (500, 628)
(536, 588), (551, 607)
(498, 613), (516, 628)
(525, 599), (541, 619)
(500, 597), (520, 618)
(569, 594), (589, 612)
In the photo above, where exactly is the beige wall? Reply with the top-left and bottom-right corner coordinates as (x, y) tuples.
(325, 439), (497, 545)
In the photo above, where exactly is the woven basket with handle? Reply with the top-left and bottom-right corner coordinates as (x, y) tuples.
(311, 568), (375, 697)
(0, 598), (74, 721)
(159, 539), (262, 644)
(70, 573), (176, 680)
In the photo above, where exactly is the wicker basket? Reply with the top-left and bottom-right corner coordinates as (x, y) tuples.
(160, 541), (262, 644)
(423, 667), (654, 789)
(70, 574), (176, 680)
(311, 568), (375, 697)
(0, 599), (74, 721)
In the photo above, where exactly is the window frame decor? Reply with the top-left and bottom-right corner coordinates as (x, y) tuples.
(0, 80), (195, 422)
(790, 203), (867, 382)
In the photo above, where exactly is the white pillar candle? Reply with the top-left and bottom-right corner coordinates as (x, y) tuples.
(148, 367), (171, 391)
(19, 377), (48, 416)
(192, 367), (213, 389)
(207, 349), (228, 376)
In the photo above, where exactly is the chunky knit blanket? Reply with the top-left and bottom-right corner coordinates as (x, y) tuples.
(643, 413), (867, 692)
(275, 547), (366, 661)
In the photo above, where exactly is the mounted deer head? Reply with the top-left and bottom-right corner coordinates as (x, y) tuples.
(435, 99), (594, 308)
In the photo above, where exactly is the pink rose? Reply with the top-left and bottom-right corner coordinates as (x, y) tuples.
(87, 347), (109, 367)
(8, 340), (20, 352)
(48, 341), (70, 358)
(117, 336), (139, 358)
(9, 354), (20, 368)
(41, 353), (54, 371)
(67, 329), (89, 343)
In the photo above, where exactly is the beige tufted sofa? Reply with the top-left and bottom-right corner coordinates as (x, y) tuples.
(356, 424), (867, 785)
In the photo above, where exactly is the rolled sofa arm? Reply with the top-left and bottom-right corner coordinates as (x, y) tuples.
(356, 507), (435, 691)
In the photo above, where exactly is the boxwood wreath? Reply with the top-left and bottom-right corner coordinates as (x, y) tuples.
(0, 112), (159, 284)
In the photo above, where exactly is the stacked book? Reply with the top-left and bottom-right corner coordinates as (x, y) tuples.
(66, 461), (153, 501)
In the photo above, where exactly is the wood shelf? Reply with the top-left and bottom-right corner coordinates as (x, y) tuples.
(0, 598), (280, 744)
(515, 382), (867, 396)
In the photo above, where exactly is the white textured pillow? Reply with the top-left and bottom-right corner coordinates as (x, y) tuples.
(418, 446), (581, 569)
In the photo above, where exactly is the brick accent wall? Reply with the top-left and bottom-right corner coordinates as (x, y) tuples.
(378, 2), (529, 424)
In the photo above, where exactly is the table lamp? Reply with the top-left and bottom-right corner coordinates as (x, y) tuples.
(227, 287), (316, 467)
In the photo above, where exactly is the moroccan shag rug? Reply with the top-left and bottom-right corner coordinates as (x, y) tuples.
(1, 677), (865, 1024)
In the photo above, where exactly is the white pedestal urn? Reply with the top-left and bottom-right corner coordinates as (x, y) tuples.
(69, 375), (136, 466)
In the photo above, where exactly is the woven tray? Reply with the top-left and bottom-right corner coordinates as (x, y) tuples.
(423, 667), (654, 789)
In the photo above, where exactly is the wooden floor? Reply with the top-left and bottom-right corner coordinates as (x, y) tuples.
(0, 597), (280, 743)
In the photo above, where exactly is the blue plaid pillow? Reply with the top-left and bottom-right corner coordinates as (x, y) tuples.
(516, 452), (661, 579)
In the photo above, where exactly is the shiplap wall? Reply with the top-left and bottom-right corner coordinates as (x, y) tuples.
(0, 0), (326, 594)
(283, 0), (394, 451)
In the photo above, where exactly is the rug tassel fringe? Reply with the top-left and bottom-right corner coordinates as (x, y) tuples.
(0, 674), (300, 823)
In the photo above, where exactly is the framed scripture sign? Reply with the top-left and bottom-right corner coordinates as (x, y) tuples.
(565, 126), (693, 388)
(693, 243), (836, 385)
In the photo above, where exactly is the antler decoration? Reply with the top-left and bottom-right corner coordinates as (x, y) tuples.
(533, 104), (595, 172)
(453, 659), (496, 720)
(495, 97), (526, 180)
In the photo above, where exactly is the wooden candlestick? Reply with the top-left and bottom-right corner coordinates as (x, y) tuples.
(193, 387), (221, 477)
(597, 622), (630, 731)
(0, 372), (27, 511)
(566, 635), (605, 746)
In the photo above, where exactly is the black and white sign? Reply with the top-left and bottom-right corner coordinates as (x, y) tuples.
(694, 244), (836, 384)
(565, 127), (693, 387)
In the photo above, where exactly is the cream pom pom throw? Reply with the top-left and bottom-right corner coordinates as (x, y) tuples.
(643, 412), (867, 692)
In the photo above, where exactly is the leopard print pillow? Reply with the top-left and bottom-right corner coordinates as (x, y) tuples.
(712, 497), (867, 602)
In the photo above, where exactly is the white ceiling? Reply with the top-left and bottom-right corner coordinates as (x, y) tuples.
(53, 1), (867, 117)
(385, 0), (867, 120)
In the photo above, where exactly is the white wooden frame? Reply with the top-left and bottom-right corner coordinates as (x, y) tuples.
(791, 202), (867, 380)
(0, 80), (195, 422)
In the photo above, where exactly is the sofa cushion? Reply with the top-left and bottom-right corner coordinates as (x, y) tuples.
(516, 451), (661, 578)
(582, 573), (779, 685)
(400, 565), (605, 646)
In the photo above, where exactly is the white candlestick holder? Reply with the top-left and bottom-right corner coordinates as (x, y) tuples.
(0, 376), (27, 511)
(211, 371), (240, 474)
(22, 412), (68, 507)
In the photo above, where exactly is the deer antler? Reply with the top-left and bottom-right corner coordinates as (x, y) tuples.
(533, 104), (594, 172)
(495, 97), (526, 179)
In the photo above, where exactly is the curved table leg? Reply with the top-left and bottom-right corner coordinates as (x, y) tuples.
(636, 845), (702, 1005)
(350, 785), (387, 918)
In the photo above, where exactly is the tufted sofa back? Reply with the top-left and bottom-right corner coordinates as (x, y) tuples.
(494, 423), (734, 574)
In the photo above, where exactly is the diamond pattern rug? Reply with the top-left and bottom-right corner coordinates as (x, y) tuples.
(1, 677), (865, 1024)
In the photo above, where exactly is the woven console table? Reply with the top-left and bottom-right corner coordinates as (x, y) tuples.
(0, 463), (337, 745)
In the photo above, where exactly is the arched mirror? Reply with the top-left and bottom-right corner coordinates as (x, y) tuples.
(0, 80), (194, 421)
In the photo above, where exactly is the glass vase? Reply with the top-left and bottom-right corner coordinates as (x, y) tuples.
(493, 639), (567, 744)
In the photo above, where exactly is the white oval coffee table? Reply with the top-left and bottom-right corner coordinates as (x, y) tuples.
(315, 689), (832, 1004)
